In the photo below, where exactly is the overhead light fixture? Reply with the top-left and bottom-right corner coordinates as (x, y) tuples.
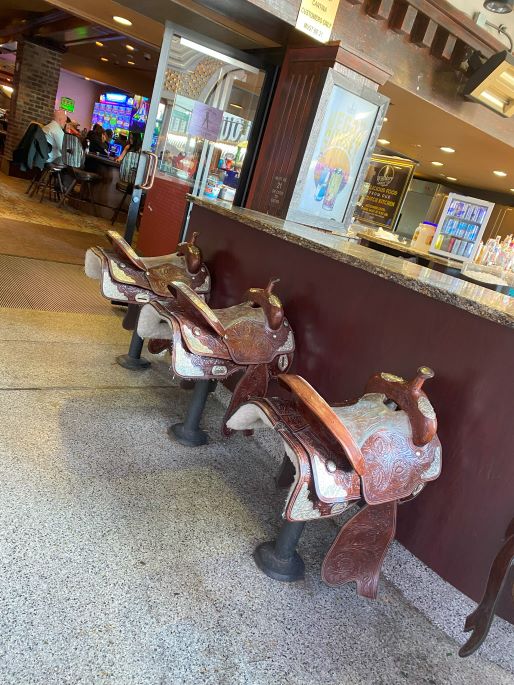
(383, 117), (388, 122)
(494, 170), (507, 176)
(229, 103), (242, 109)
(1, 85), (13, 94)
(179, 36), (259, 74)
(510, 188), (514, 191)
(100, 57), (108, 62)
(464, 50), (514, 117)
(126, 44), (135, 51)
(440, 146), (455, 153)
(84, 77), (90, 81)
(431, 161), (444, 166)
(128, 60), (135, 65)
(377, 138), (390, 145)
(483, 0), (513, 13)
(95, 41), (104, 47)
(446, 177), (458, 181)
(113, 16), (132, 26)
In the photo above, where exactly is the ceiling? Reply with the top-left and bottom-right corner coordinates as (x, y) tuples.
(0, 0), (160, 94)
(377, 81), (514, 202)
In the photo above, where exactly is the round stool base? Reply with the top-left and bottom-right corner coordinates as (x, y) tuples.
(253, 541), (305, 582)
(116, 354), (151, 370)
(168, 422), (208, 447)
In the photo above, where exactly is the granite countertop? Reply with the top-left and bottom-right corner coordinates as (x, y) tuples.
(188, 196), (514, 329)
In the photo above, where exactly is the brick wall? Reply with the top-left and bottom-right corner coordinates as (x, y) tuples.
(4, 39), (63, 163)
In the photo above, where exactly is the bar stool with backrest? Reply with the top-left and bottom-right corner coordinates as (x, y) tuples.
(111, 150), (141, 225)
(34, 160), (66, 204)
(58, 133), (101, 215)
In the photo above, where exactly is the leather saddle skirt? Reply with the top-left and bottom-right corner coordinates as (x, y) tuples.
(226, 369), (442, 598)
(137, 279), (295, 429)
(85, 230), (210, 305)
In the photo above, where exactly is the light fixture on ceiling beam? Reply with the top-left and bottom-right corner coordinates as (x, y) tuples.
(483, 0), (513, 13)
(463, 50), (514, 117)
(179, 37), (259, 74)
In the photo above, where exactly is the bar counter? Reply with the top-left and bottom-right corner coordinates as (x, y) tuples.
(185, 196), (514, 623)
(84, 154), (123, 222)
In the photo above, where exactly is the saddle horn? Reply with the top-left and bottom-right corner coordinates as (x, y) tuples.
(176, 232), (202, 274)
(246, 278), (284, 331)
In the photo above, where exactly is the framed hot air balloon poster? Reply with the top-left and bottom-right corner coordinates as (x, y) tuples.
(287, 69), (388, 234)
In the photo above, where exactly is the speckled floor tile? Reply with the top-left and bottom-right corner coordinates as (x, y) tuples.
(0, 306), (129, 345)
(0, 384), (513, 685)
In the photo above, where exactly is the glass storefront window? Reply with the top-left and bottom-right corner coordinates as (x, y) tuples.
(152, 35), (265, 205)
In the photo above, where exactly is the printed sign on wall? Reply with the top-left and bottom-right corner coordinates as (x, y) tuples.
(295, 0), (341, 43)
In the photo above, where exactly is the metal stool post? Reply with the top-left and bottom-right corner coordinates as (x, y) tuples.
(168, 379), (217, 447)
(254, 520), (306, 582)
(116, 304), (151, 370)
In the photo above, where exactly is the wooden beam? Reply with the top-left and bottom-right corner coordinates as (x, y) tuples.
(410, 13), (438, 48)
(390, 1), (418, 35)
(366, 0), (395, 21)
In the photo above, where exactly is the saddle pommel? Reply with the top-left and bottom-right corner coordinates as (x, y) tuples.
(246, 278), (284, 331)
(176, 232), (202, 274)
(365, 367), (437, 447)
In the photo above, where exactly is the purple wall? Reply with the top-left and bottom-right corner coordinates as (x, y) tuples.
(55, 70), (102, 130)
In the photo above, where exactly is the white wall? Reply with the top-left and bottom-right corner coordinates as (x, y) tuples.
(55, 70), (101, 129)
(446, 0), (514, 49)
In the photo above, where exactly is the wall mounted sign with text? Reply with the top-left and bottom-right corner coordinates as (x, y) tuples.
(295, 0), (341, 43)
(353, 154), (417, 230)
(60, 97), (75, 113)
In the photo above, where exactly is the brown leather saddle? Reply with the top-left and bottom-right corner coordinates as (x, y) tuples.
(85, 230), (210, 307)
(137, 279), (295, 430)
(226, 367), (442, 598)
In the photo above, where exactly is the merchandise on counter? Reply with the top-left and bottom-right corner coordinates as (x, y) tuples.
(411, 221), (437, 250)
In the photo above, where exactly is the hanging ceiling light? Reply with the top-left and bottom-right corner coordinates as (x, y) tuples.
(483, 0), (513, 13)
(463, 50), (514, 117)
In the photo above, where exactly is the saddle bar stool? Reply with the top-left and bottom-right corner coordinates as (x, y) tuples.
(58, 133), (101, 215)
(136, 279), (295, 447)
(85, 230), (211, 369)
(226, 367), (442, 595)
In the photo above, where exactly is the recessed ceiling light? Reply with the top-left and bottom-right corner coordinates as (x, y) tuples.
(446, 177), (457, 181)
(412, 143), (422, 148)
(440, 146), (455, 153)
(113, 15), (132, 26)
(84, 77), (90, 81)
(510, 188), (514, 192)
(383, 117), (388, 122)
(494, 170), (507, 176)
(1, 85), (13, 94)
(100, 57), (108, 62)
(128, 60), (135, 65)
(377, 138), (390, 145)
(126, 44), (135, 51)
(431, 161), (444, 166)
(95, 41), (104, 47)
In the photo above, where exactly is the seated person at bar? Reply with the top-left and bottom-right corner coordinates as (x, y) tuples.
(42, 109), (66, 163)
(115, 131), (142, 163)
(87, 125), (108, 156)
(104, 129), (113, 150)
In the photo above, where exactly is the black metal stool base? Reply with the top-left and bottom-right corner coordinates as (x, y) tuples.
(167, 379), (216, 448)
(168, 422), (208, 447)
(254, 541), (305, 582)
(116, 354), (151, 370)
(254, 520), (306, 582)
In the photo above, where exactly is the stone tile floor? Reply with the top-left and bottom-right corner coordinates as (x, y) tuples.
(0, 299), (513, 685)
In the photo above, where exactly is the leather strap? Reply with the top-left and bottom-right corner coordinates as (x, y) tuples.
(278, 374), (366, 476)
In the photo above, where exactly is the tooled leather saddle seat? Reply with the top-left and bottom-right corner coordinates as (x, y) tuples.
(226, 367), (442, 598)
(85, 230), (210, 312)
(137, 279), (295, 429)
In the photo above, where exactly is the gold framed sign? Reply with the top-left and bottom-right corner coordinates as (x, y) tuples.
(295, 0), (341, 43)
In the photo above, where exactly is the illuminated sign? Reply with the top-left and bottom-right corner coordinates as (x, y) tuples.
(60, 97), (75, 112)
(100, 92), (129, 104)
(295, 0), (341, 43)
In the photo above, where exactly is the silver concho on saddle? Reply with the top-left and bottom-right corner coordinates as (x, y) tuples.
(85, 230), (211, 306)
(137, 279), (295, 436)
(226, 367), (442, 598)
